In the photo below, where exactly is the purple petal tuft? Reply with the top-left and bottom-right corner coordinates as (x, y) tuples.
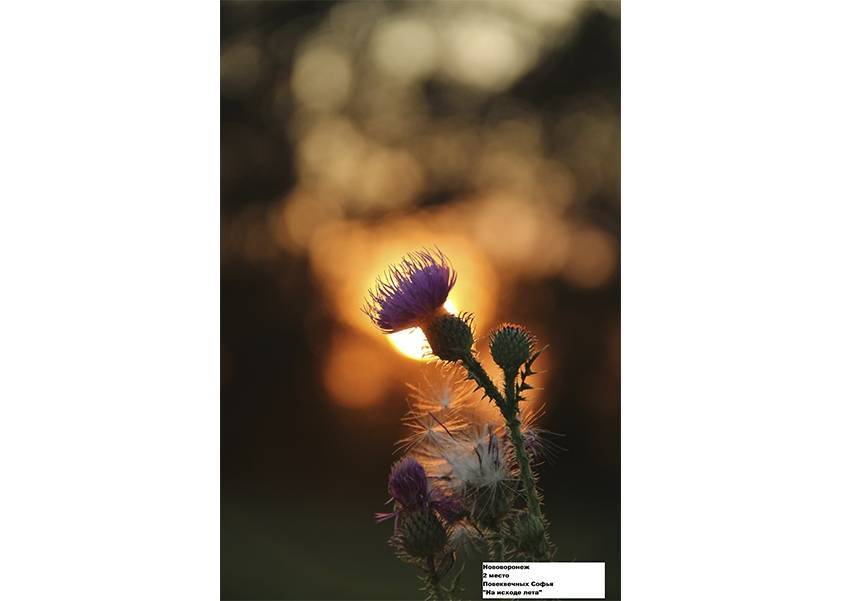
(364, 248), (457, 333)
(387, 456), (430, 510)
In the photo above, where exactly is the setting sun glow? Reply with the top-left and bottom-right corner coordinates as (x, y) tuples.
(387, 299), (457, 360)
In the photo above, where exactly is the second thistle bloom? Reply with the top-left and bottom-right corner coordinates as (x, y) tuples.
(377, 456), (463, 526)
(365, 249), (456, 333)
(388, 456), (429, 510)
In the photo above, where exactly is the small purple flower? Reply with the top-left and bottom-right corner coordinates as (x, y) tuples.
(364, 249), (456, 333)
(375, 456), (463, 527)
(375, 457), (429, 526)
(388, 456), (429, 510)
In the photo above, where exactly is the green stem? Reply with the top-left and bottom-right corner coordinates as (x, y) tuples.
(499, 371), (537, 516)
(503, 369), (517, 412)
(460, 354), (506, 408)
(460, 354), (551, 560)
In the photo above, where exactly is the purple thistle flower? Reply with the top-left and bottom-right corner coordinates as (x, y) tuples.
(388, 456), (430, 510)
(364, 248), (457, 333)
(375, 457), (430, 526)
(375, 456), (463, 527)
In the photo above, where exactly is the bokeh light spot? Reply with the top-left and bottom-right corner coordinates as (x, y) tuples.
(292, 45), (353, 112)
(371, 17), (439, 82)
(324, 331), (390, 408)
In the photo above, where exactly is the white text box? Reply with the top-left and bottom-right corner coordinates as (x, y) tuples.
(482, 562), (605, 599)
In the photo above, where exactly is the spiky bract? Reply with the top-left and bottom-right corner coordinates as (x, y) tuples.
(422, 313), (474, 361)
(396, 508), (448, 558)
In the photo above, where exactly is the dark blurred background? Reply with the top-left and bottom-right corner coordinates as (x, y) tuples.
(221, 1), (619, 599)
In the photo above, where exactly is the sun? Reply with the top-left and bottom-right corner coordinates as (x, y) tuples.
(387, 299), (457, 360)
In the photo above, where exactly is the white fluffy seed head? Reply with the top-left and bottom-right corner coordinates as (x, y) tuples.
(397, 408), (470, 456)
(407, 363), (475, 413)
(440, 425), (511, 492)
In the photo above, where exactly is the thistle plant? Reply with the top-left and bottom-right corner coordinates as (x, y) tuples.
(376, 456), (465, 600)
(367, 249), (560, 600)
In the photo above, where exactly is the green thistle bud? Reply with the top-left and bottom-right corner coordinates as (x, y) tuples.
(507, 512), (552, 560)
(512, 513), (544, 547)
(422, 313), (474, 361)
(398, 509), (448, 558)
(489, 324), (535, 374)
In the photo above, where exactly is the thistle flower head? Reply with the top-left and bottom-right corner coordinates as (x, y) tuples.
(489, 323), (536, 374)
(377, 455), (464, 527)
(387, 456), (429, 510)
(364, 248), (456, 333)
